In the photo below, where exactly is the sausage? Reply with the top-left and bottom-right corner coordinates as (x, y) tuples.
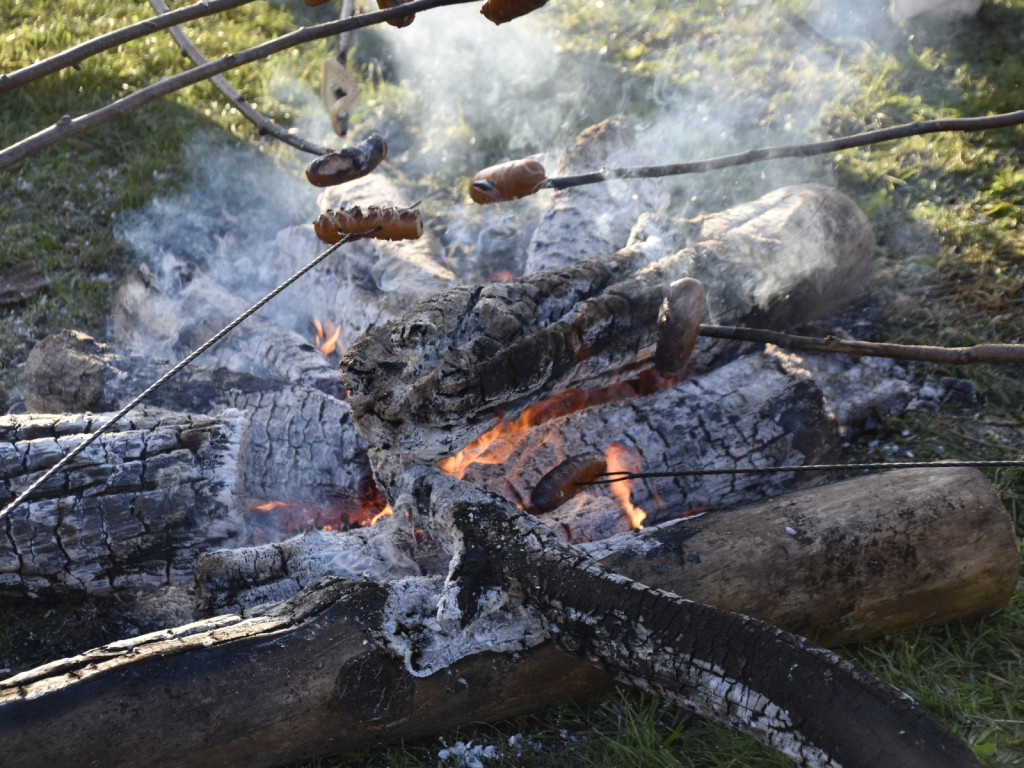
(480, 0), (549, 25)
(313, 206), (423, 243)
(305, 134), (388, 187)
(377, 0), (416, 27)
(654, 277), (705, 378)
(469, 158), (547, 204)
(530, 451), (608, 513)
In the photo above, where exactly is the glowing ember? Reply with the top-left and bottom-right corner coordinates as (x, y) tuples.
(604, 442), (646, 529)
(312, 318), (343, 357)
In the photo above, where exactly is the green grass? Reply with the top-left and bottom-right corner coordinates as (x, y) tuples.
(2, 0), (1024, 765)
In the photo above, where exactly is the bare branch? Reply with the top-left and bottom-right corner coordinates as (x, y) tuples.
(0, 0), (476, 171)
(544, 109), (1024, 190)
(698, 323), (1024, 366)
(0, 0), (256, 93)
(148, 0), (334, 156)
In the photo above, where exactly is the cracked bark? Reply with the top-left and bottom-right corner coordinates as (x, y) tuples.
(0, 396), (372, 598)
(393, 464), (982, 768)
(342, 184), (873, 461)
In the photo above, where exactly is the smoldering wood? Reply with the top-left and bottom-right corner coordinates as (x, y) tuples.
(375, 460), (986, 767)
(0, 397), (372, 599)
(463, 352), (841, 522)
(112, 261), (346, 397)
(343, 183), (873, 462)
(0, 409), (245, 597)
(0, 467), (1011, 768)
(525, 118), (670, 274)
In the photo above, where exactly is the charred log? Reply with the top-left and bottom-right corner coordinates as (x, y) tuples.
(343, 184), (873, 462)
(0, 468), (1011, 768)
(0, 398), (372, 599)
(388, 463), (982, 768)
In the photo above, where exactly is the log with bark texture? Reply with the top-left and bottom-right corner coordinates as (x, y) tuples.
(0, 410), (245, 597)
(462, 352), (841, 522)
(0, 468), (1011, 768)
(343, 184), (872, 461)
(0, 398), (372, 599)
(379, 462), (982, 768)
(525, 118), (670, 274)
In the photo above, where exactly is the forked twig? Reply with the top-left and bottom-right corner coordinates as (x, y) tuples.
(148, 0), (334, 156)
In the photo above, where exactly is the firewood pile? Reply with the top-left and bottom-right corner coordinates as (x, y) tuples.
(0, 110), (1017, 768)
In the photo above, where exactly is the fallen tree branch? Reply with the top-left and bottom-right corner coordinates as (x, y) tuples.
(0, 0), (476, 171)
(0, 0), (255, 94)
(699, 323), (1024, 365)
(541, 109), (1024, 190)
(148, 0), (334, 156)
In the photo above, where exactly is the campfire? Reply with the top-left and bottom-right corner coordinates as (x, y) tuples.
(2, 3), (1022, 767)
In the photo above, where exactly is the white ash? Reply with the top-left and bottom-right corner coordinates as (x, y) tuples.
(766, 344), (966, 434)
(383, 575), (548, 679)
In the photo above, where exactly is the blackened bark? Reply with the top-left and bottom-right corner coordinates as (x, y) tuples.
(395, 465), (980, 768)
(343, 184), (873, 462)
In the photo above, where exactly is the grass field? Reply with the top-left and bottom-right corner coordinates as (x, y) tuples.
(2, 1), (1023, 765)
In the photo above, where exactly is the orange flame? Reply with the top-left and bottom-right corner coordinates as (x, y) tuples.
(369, 504), (393, 526)
(312, 318), (344, 357)
(604, 442), (646, 529)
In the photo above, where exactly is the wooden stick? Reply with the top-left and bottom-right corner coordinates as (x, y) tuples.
(0, 0), (255, 94)
(543, 109), (1024, 190)
(148, 0), (334, 157)
(0, 0), (477, 171)
(699, 323), (1024, 365)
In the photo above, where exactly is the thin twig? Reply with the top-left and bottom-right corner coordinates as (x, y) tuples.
(588, 459), (1024, 485)
(698, 324), (1024, 365)
(544, 109), (1024, 190)
(0, 0), (256, 93)
(0, 232), (365, 524)
(0, 0), (476, 172)
(148, 0), (334, 156)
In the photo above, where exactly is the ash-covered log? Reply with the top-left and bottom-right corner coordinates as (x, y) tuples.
(343, 183), (872, 461)
(0, 467), (1012, 768)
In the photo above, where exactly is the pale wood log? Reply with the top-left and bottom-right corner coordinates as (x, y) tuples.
(343, 184), (872, 462)
(1, 468), (1011, 767)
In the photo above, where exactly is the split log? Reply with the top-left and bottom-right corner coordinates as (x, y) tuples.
(0, 398), (372, 600)
(343, 184), (872, 461)
(525, 118), (670, 274)
(1, 468), (1012, 767)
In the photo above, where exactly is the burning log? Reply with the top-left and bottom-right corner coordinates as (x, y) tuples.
(0, 393), (372, 601)
(459, 352), (842, 525)
(1, 467), (1009, 768)
(343, 183), (872, 461)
